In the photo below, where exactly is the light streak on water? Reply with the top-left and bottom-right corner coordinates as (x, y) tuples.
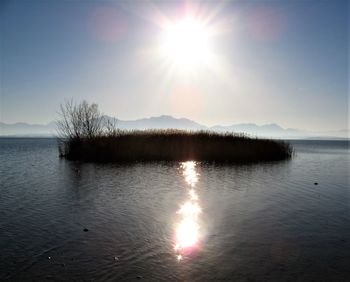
(174, 161), (202, 261)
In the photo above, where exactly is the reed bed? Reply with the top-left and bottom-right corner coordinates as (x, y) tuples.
(58, 129), (292, 163)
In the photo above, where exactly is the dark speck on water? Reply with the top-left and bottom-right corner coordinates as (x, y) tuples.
(0, 138), (349, 281)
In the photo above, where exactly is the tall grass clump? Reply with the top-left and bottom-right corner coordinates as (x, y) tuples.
(57, 101), (292, 163)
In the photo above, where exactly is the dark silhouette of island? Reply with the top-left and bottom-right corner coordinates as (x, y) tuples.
(56, 100), (292, 163)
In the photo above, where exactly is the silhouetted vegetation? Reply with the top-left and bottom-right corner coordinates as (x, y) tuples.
(56, 100), (116, 156)
(57, 99), (108, 140)
(59, 129), (292, 163)
(57, 100), (292, 163)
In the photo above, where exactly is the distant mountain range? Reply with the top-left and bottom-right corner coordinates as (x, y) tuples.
(0, 115), (348, 139)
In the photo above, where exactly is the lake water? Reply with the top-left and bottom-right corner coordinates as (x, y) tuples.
(0, 138), (349, 281)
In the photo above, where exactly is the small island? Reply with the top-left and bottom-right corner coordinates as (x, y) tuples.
(57, 101), (292, 163)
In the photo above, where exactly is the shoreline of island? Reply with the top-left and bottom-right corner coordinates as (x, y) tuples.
(58, 129), (292, 163)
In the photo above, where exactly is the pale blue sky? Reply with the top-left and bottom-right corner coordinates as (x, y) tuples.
(0, 0), (348, 131)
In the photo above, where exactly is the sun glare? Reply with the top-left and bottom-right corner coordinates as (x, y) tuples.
(161, 17), (211, 69)
(174, 161), (202, 260)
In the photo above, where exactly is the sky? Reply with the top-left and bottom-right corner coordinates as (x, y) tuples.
(0, 0), (348, 131)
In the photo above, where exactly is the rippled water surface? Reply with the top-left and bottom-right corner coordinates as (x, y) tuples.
(0, 138), (349, 281)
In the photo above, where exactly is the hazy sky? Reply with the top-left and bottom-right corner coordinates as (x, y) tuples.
(1, 0), (348, 131)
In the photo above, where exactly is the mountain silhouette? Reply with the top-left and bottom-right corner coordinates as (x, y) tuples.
(0, 116), (348, 139)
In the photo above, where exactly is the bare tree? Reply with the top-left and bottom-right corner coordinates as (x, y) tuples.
(56, 99), (105, 140)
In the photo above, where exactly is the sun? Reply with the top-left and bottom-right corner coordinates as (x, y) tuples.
(161, 17), (211, 70)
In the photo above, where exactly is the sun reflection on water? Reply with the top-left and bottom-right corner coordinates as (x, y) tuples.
(174, 161), (202, 261)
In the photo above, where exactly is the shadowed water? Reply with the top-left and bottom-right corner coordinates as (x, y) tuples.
(0, 138), (349, 281)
